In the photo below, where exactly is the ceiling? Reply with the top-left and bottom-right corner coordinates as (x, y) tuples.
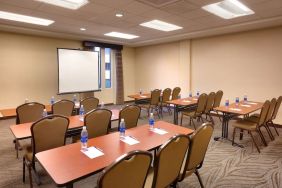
(0, 0), (282, 47)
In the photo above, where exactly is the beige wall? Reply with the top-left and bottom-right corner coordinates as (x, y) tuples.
(135, 40), (191, 97)
(191, 26), (282, 123)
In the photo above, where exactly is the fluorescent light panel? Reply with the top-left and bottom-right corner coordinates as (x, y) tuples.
(0, 11), (54, 26)
(202, 0), (254, 19)
(35, 0), (89, 10)
(104, 32), (139, 39)
(140, 20), (182, 32)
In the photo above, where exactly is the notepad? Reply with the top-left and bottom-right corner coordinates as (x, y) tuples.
(183, 100), (191, 103)
(192, 98), (198, 101)
(240, 104), (251, 107)
(81, 146), (104, 159)
(120, 136), (140, 145)
(151, 128), (168, 135)
(140, 95), (147, 98)
(229, 108), (242, 112)
(246, 102), (257, 105)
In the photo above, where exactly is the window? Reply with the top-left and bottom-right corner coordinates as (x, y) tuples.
(105, 48), (111, 88)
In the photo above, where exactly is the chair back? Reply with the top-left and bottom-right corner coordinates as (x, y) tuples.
(258, 100), (270, 125)
(150, 89), (161, 105)
(31, 115), (69, 161)
(195, 93), (208, 115)
(181, 123), (213, 180)
(16, 102), (45, 124)
(97, 150), (152, 188)
(265, 98), (276, 122)
(119, 105), (141, 130)
(80, 97), (99, 113)
(84, 109), (112, 138)
(52, 99), (74, 116)
(152, 135), (189, 188)
(171, 87), (181, 100)
(162, 88), (172, 103)
(272, 96), (282, 120)
(213, 90), (223, 108)
(205, 92), (215, 113)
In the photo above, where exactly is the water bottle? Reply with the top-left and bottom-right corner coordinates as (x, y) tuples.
(25, 98), (29, 103)
(73, 94), (77, 103)
(235, 97), (239, 106)
(80, 126), (88, 151)
(79, 105), (85, 121)
(225, 99), (229, 107)
(100, 101), (105, 108)
(50, 96), (55, 105)
(243, 95), (248, 102)
(189, 91), (192, 97)
(119, 119), (126, 138)
(139, 89), (142, 95)
(196, 91), (200, 97)
(42, 109), (48, 117)
(149, 113), (155, 130)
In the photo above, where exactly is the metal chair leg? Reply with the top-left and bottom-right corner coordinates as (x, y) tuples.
(250, 131), (260, 153)
(23, 157), (26, 182)
(232, 127), (236, 145)
(195, 169), (204, 188)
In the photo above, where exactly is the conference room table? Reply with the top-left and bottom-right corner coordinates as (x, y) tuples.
(127, 93), (151, 104)
(35, 121), (194, 188)
(214, 101), (263, 145)
(166, 97), (198, 125)
(10, 109), (120, 140)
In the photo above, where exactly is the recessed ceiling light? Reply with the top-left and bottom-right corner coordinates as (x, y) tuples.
(104, 32), (139, 39)
(202, 0), (254, 19)
(0, 11), (54, 26)
(115, 13), (123, 17)
(140, 20), (182, 32)
(80, 28), (86, 31)
(35, 0), (89, 10)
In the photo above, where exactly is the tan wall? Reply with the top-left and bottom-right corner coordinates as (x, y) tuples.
(135, 40), (190, 96)
(191, 26), (282, 123)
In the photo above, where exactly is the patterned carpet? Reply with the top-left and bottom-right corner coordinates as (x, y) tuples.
(0, 108), (282, 188)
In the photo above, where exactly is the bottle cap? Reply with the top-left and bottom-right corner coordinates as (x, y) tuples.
(150, 113), (153, 116)
(81, 105), (84, 107)
(121, 118), (125, 122)
(43, 109), (47, 111)
(82, 126), (86, 130)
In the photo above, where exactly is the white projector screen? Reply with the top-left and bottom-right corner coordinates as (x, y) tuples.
(58, 48), (100, 94)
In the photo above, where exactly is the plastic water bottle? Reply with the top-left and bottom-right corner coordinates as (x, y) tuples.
(50, 96), (55, 105)
(225, 99), (229, 107)
(119, 119), (126, 138)
(79, 105), (85, 121)
(80, 126), (88, 151)
(73, 94), (77, 103)
(149, 113), (155, 130)
(42, 109), (48, 118)
(25, 98), (29, 103)
(189, 91), (192, 97)
(101, 101), (105, 108)
(196, 91), (200, 97)
(235, 97), (239, 106)
(244, 95), (248, 102)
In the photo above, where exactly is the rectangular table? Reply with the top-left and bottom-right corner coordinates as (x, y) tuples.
(36, 121), (193, 188)
(10, 109), (120, 140)
(166, 97), (198, 125)
(128, 93), (151, 100)
(214, 101), (263, 144)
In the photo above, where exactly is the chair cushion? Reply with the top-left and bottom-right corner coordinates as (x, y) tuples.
(232, 120), (257, 130)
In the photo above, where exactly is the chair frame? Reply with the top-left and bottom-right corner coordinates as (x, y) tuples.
(80, 97), (99, 113)
(51, 99), (74, 116)
(139, 89), (162, 118)
(159, 88), (172, 117)
(118, 104), (141, 130)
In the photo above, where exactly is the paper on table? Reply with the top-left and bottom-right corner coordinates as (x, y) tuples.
(240, 104), (251, 107)
(81, 146), (104, 159)
(246, 102), (258, 105)
(151, 128), (168, 135)
(229, 108), (242, 112)
(0, 112), (3, 117)
(120, 136), (140, 145)
(192, 98), (198, 101)
(140, 95), (147, 98)
(183, 100), (191, 103)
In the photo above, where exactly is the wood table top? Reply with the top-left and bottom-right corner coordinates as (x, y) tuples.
(214, 101), (263, 115)
(127, 93), (151, 100)
(166, 97), (198, 106)
(35, 121), (193, 187)
(10, 109), (120, 140)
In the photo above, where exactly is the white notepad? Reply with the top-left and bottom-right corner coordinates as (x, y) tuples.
(240, 104), (251, 107)
(120, 136), (140, 145)
(192, 98), (198, 101)
(140, 95), (147, 98)
(151, 128), (168, 135)
(81, 146), (104, 159)
(229, 108), (242, 112)
(183, 100), (191, 103)
(246, 102), (258, 105)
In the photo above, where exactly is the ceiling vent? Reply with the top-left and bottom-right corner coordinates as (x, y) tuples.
(137, 0), (181, 8)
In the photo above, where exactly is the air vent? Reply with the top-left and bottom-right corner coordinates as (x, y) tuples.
(137, 0), (181, 8)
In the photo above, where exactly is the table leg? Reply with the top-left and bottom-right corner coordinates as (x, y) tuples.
(66, 183), (73, 188)
(173, 105), (178, 125)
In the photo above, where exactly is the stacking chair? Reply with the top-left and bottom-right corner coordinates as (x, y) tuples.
(269, 96), (282, 136)
(80, 97), (99, 113)
(145, 135), (190, 188)
(159, 88), (172, 116)
(171, 87), (181, 100)
(232, 100), (270, 153)
(15, 102), (45, 158)
(52, 99), (74, 116)
(139, 89), (161, 118)
(180, 93), (208, 129)
(203, 92), (216, 125)
(211, 90), (223, 121)
(118, 105), (141, 130)
(23, 115), (69, 188)
(97, 150), (152, 188)
(178, 123), (214, 188)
